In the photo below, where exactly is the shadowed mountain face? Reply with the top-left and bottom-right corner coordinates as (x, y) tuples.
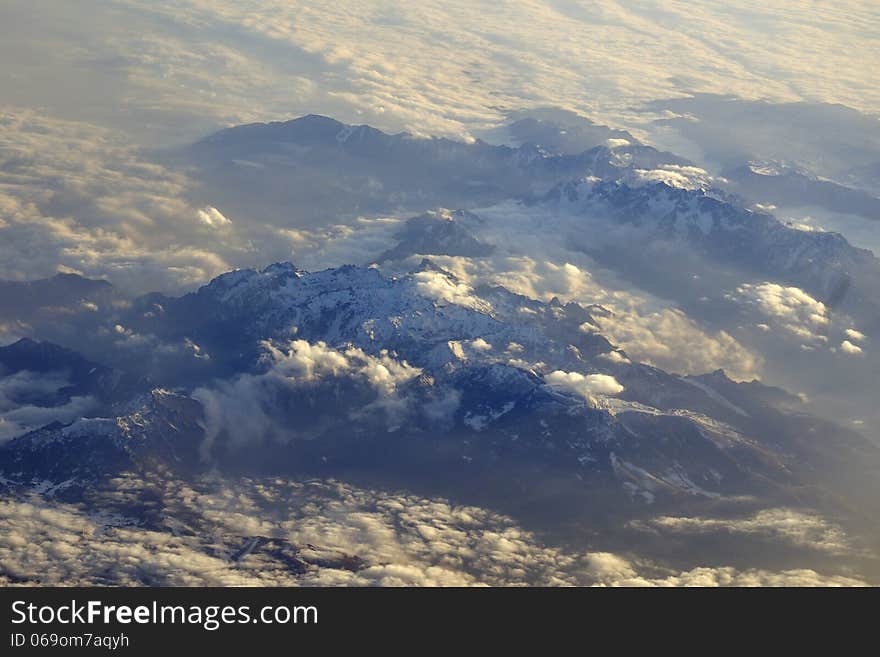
(0, 273), (115, 321)
(504, 115), (636, 155)
(722, 163), (880, 223)
(375, 211), (495, 263)
(0, 338), (104, 378)
(179, 113), (688, 225)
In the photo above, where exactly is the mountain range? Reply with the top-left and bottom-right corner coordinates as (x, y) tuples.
(2, 112), (880, 585)
(3, 260), (879, 538)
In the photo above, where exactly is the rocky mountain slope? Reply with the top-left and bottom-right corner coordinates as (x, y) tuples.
(2, 262), (878, 538)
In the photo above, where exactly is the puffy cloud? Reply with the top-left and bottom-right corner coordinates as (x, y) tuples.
(0, 108), (242, 292)
(0, 107), (357, 294)
(441, 198), (766, 383)
(0, 397), (97, 443)
(485, 258), (600, 305)
(262, 340), (421, 395)
(731, 282), (829, 343)
(0, 497), (286, 586)
(545, 370), (624, 402)
(411, 269), (492, 312)
(110, 323), (153, 348)
(197, 206), (232, 228)
(262, 339), (354, 382)
(194, 339), (424, 454)
(786, 221), (824, 233)
(184, 338), (210, 361)
(0, 369), (71, 405)
(635, 568), (864, 587)
(276, 218), (402, 272)
(598, 350), (631, 364)
(606, 138), (631, 149)
(845, 328), (866, 342)
(631, 165), (720, 190)
(587, 308), (761, 380)
(101, 324), (210, 364)
(389, 222), (761, 381)
(840, 340), (863, 355)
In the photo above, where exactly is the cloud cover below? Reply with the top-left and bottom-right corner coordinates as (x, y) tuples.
(0, 476), (868, 586)
(2, 0), (878, 146)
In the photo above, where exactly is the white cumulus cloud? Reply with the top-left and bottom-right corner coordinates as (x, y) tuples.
(544, 370), (624, 401)
(840, 340), (863, 355)
(197, 206), (232, 228)
(731, 282), (829, 342)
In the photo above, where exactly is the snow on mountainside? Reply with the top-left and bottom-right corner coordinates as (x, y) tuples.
(542, 178), (880, 312)
(2, 261), (879, 528)
(0, 389), (203, 488)
(119, 260), (613, 378)
(184, 113), (880, 348)
(3, 112), (880, 585)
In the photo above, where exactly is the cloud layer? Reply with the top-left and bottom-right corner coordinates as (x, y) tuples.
(732, 282), (830, 343)
(0, 476), (867, 586)
(0, 369), (97, 442)
(5, 1), (877, 146)
(0, 108), (362, 293)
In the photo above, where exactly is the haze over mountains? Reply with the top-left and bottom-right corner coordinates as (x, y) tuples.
(1, 105), (880, 585)
(3, 258), (880, 585)
(1, 0), (878, 587)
